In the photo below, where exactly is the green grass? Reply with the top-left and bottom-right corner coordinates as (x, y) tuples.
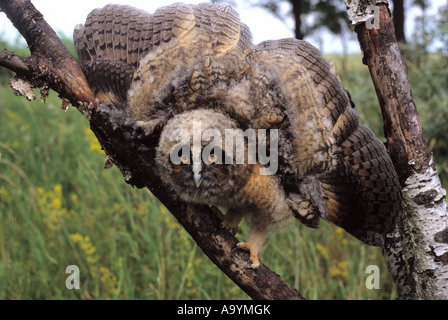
(325, 54), (385, 138)
(0, 85), (397, 300)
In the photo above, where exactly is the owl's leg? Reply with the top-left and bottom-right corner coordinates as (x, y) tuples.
(221, 208), (244, 235)
(237, 227), (269, 269)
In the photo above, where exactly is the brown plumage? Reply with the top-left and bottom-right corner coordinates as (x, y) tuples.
(74, 3), (402, 268)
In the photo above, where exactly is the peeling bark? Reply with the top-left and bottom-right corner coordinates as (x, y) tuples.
(9, 75), (36, 101)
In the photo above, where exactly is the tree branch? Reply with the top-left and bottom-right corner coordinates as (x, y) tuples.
(0, 0), (96, 107)
(345, 0), (448, 299)
(0, 49), (30, 74)
(354, 3), (429, 184)
(0, 0), (304, 300)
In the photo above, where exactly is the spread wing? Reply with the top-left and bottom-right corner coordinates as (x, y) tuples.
(253, 39), (401, 246)
(74, 4), (151, 105)
(73, 3), (251, 108)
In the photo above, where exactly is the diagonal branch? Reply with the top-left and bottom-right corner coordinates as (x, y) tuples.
(0, 0), (304, 300)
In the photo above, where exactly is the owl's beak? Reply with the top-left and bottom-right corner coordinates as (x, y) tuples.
(192, 163), (202, 188)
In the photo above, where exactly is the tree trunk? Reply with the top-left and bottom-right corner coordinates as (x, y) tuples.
(290, 0), (305, 39)
(392, 0), (406, 43)
(345, 0), (448, 299)
(0, 0), (304, 301)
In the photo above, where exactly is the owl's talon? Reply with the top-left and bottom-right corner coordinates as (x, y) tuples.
(220, 209), (243, 235)
(237, 242), (261, 269)
(221, 221), (239, 235)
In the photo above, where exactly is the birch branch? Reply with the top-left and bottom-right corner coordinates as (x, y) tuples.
(345, 0), (448, 299)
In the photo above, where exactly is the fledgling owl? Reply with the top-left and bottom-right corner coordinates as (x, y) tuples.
(74, 2), (402, 268)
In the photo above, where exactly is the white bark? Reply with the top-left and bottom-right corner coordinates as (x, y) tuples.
(345, 0), (388, 28)
(383, 223), (413, 299)
(399, 158), (448, 299)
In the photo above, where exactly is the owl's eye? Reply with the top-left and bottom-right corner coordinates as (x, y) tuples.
(181, 154), (189, 164)
(208, 153), (218, 164)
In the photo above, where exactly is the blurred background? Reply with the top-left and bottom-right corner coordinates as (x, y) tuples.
(0, 0), (447, 299)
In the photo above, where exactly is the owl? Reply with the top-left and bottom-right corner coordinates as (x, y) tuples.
(74, 2), (402, 268)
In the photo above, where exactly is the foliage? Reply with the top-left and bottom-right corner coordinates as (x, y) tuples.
(435, 4), (448, 57)
(256, 0), (349, 38)
(213, 0), (349, 39)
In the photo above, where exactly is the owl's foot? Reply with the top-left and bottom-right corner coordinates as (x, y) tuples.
(237, 242), (261, 269)
(287, 193), (320, 228)
(221, 220), (239, 235)
(236, 227), (269, 269)
(220, 208), (244, 235)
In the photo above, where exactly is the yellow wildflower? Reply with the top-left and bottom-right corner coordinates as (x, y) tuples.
(37, 187), (45, 196)
(70, 233), (82, 243)
(37, 184), (69, 231)
(52, 198), (62, 209)
(5, 110), (20, 124)
(0, 186), (10, 204)
(53, 184), (62, 194)
(70, 233), (100, 266)
(100, 266), (118, 297)
(113, 203), (122, 212)
(316, 243), (330, 261)
(330, 260), (349, 280)
(159, 204), (168, 214)
(84, 128), (105, 155)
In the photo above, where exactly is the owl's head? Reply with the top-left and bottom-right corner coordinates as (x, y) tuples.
(156, 109), (254, 204)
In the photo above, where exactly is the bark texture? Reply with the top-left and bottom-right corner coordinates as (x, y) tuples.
(0, 0), (303, 300)
(0, 0), (95, 107)
(345, 0), (448, 299)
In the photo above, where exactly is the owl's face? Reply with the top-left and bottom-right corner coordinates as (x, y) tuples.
(156, 109), (253, 204)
